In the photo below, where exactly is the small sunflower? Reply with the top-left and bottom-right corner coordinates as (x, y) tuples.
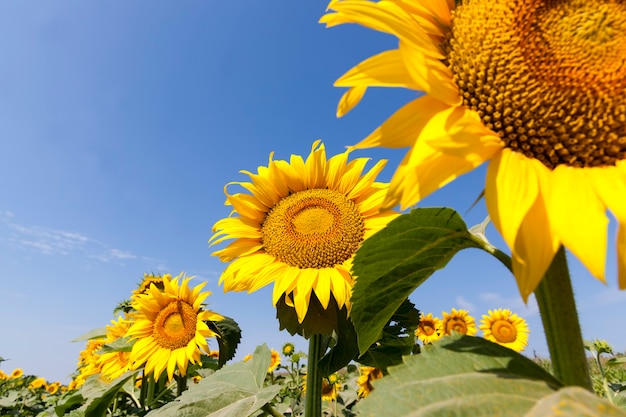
(480, 309), (529, 352)
(322, 0), (626, 300)
(28, 377), (47, 390)
(415, 312), (442, 344)
(10, 369), (23, 379)
(0, 370), (8, 380)
(282, 342), (295, 356)
(268, 349), (281, 373)
(243, 354), (253, 362)
(441, 308), (477, 336)
(46, 382), (60, 395)
(357, 366), (383, 398)
(126, 273), (224, 381)
(210, 141), (398, 327)
(322, 373), (341, 401)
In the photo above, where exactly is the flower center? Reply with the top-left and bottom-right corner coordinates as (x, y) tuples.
(420, 321), (436, 336)
(261, 189), (364, 269)
(447, 0), (626, 169)
(445, 318), (468, 334)
(490, 319), (518, 343)
(153, 300), (198, 350)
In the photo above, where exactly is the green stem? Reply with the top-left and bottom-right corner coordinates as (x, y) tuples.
(305, 334), (324, 417)
(534, 246), (592, 390)
(261, 403), (284, 417)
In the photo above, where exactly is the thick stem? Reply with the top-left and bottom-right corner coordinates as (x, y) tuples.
(304, 334), (324, 417)
(534, 246), (592, 390)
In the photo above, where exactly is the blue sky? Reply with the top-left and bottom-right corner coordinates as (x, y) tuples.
(1, 2), (624, 384)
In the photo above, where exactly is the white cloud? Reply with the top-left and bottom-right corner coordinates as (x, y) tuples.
(455, 295), (476, 313)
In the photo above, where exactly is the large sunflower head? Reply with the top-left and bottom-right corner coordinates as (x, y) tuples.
(97, 315), (133, 382)
(126, 273), (224, 381)
(322, 0), (626, 300)
(480, 308), (530, 352)
(415, 312), (442, 344)
(210, 141), (398, 334)
(441, 308), (477, 336)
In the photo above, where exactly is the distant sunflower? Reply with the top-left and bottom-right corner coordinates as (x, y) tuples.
(282, 342), (295, 357)
(415, 313), (442, 344)
(357, 366), (383, 398)
(28, 377), (47, 390)
(132, 273), (168, 300)
(480, 309), (529, 352)
(321, 0), (626, 300)
(10, 369), (23, 379)
(127, 273), (223, 381)
(441, 308), (477, 336)
(210, 141), (398, 325)
(98, 315), (133, 381)
(0, 370), (8, 380)
(268, 349), (281, 373)
(46, 382), (60, 395)
(303, 373), (341, 401)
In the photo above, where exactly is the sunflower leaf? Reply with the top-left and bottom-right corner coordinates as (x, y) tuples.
(356, 334), (567, 417)
(71, 328), (107, 343)
(207, 316), (242, 368)
(357, 299), (420, 373)
(145, 344), (281, 417)
(351, 207), (487, 354)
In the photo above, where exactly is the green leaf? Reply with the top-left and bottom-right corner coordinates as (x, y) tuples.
(357, 299), (420, 372)
(351, 207), (489, 354)
(71, 328), (107, 343)
(54, 391), (86, 416)
(82, 372), (137, 417)
(145, 344), (281, 417)
(526, 387), (626, 416)
(356, 334), (562, 417)
(97, 337), (133, 354)
(208, 316), (242, 368)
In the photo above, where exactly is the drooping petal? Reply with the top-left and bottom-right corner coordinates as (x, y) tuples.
(335, 49), (421, 90)
(337, 86), (367, 117)
(548, 166), (608, 283)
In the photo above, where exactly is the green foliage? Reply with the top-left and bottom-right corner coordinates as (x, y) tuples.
(144, 345), (280, 417)
(351, 208), (497, 354)
(71, 329), (108, 343)
(208, 316), (242, 368)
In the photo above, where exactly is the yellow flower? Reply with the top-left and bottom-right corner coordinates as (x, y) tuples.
(132, 273), (169, 300)
(126, 273), (224, 381)
(441, 308), (477, 336)
(10, 368), (23, 379)
(357, 366), (383, 398)
(480, 309), (529, 352)
(0, 370), (8, 380)
(243, 354), (253, 362)
(46, 382), (60, 395)
(192, 375), (202, 384)
(28, 377), (47, 390)
(98, 315), (133, 381)
(210, 141), (398, 323)
(322, 374), (341, 401)
(321, 0), (626, 300)
(282, 342), (295, 356)
(268, 349), (281, 373)
(415, 313), (442, 344)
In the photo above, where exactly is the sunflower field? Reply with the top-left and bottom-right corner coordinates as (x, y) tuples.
(3, 0), (626, 416)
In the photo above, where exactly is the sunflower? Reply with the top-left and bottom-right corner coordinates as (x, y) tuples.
(28, 377), (47, 390)
(98, 315), (133, 381)
(303, 373), (341, 401)
(210, 140), (398, 326)
(282, 342), (296, 356)
(132, 273), (169, 300)
(46, 382), (60, 395)
(268, 349), (281, 373)
(321, 0), (626, 300)
(415, 312), (442, 344)
(441, 308), (477, 336)
(10, 369), (23, 379)
(126, 273), (224, 381)
(357, 366), (383, 398)
(480, 309), (529, 352)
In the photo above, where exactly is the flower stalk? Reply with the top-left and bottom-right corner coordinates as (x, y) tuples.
(304, 334), (324, 417)
(534, 246), (592, 390)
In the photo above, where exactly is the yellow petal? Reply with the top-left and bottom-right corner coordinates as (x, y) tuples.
(399, 40), (460, 106)
(548, 166), (608, 283)
(485, 149), (541, 251)
(618, 222), (626, 290)
(211, 238), (263, 262)
(314, 268), (332, 309)
(335, 49), (421, 89)
(588, 163), (626, 223)
(337, 86), (367, 117)
(384, 105), (502, 210)
(355, 96), (448, 149)
(511, 191), (559, 301)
